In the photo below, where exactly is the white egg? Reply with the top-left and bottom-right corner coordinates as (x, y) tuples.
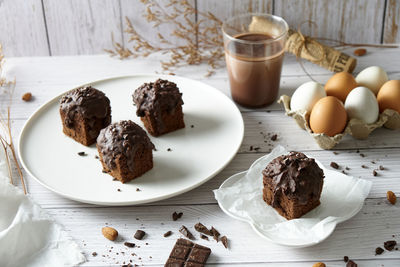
(290, 81), (326, 112)
(355, 66), (388, 95)
(344, 86), (379, 124)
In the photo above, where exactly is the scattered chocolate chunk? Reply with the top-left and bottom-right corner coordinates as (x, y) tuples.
(343, 256), (349, 262)
(92, 252), (97, 257)
(346, 260), (357, 267)
(330, 162), (339, 169)
(124, 242), (135, 248)
(164, 231), (172, 237)
(167, 148), (172, 152)
(360, 153), (366, 157)
(379, 165), (385, 170)
(78, 152), (87, 156)
(361, 164), (368, 169)
(172, 212), (183, 221)
(221, 236), (228, 249)
(165, 238), (211, 267)
(210, 227), (220, 242)
(22, 92), (32, 102)
(179, 225), (195, 240)
(271, 134), (278, 141)
(200, 234), (209, 240)
(375, 247), (384, 255)
(384, 240), (397, 251)
(195, 223), (212, 235)
(372, 170), (378, 176)
(134, 230), (146, 240)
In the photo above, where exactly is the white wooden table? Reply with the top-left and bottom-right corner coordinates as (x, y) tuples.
(4, 47), (400, 266)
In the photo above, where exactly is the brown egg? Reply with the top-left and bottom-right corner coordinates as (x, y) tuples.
(324, 72), (357, 102)
(310, 96), (348, 137)
(377, 80), (400, 113)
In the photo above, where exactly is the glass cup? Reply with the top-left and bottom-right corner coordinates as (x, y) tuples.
(222, 13), (288, 108)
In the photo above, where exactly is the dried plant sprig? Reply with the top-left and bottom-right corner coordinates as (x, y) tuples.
(106, 0), (224, 75)
(0, 44), (27, 194)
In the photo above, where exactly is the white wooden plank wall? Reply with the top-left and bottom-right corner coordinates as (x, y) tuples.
(0, 0), (398, 55)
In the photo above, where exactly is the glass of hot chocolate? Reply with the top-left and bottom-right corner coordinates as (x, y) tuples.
(222, 14), (288, 107)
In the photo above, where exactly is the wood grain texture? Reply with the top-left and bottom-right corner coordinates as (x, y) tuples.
(0, 0), (49, 56)
(42, 0), (123, 55)
(119, 0), (196, 50)
(383, 0), (400, 43)
(274, 0), (386, 44)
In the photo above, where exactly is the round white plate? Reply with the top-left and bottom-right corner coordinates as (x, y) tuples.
(19, 74), (244, 206)
(215, 146), (372, 247)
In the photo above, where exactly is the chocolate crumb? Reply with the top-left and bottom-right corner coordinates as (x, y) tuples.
(124, 242), (135, 248)
(210, 226), (220, 242)
(384, 240), (397, 251)
(371, 160), (376, 164)
(375, 247), (384, 255)
(95, 155), (99, 159)
(333, 151), (339, 155)
(254, 147), (260, 151)
(136, 188), (140, 192)
(134, 230), (145, 240)
(346, 260), (357, 267)
(117, 188), (121, 192)
(270, 134), (278, 141)
(372, 170), (378, 176)
(102, 170), (108, 173)
(78, 152), (87, 156)
(179, 225), (195, 240)
(190, 125), (194, 128)
(360, 153), (366, 157)
(345, 167), (350, 170)
(200, 234), (209, 240)
(330, 162), (339, 169)
(221, 236), (228, 249)
(92, 252), (97, 257)
(172, 211), (183, 221)
(343, 256), (349, 262)
(163, 231), (172, 237)
(379, 165), (384, 170)
(361, 165), (368, 169)
(342, 170), (347, 175)
(167, 148), (172, 152)
(249, 146), (253, 151)
(195, 222), (212, 235)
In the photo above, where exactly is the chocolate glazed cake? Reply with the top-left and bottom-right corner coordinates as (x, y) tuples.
(97, 120), (155, 183)
(60, 86), (111, 146)
(132, 79), (185, 136)
(262, 152), (324, 220)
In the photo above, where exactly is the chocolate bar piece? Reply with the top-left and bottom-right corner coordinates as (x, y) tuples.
(165, 238), (211, 267)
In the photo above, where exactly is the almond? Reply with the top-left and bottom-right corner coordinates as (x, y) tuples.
(387, 191), (397, 205)
(102, 227), (118, 241)
(312, 263), (326, 267)
(354, 48), (366, 56)
(22, 92), (32, 102)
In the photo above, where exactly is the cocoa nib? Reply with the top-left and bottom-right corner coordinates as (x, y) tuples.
(179, 225), (195, 240)
(330, 162), (339, 169)
(194, 223), (212, 236)
(221, 236), (228, 249)
(210, 226), (220, 242)
(134, 230), (146, 240)
(172, 211), (183, 221)
(124, 242), (135, 248)
(163, 231), (172, 237)
(375, 247), (384, 255)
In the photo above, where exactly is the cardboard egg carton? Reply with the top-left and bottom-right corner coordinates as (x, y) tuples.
(278, 95), (400, 149)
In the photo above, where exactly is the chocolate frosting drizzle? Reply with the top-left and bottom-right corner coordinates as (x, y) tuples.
(262, 151), (324, 206)
(60, 86), (111, 133)
(97, 120), (155, 172)
(132, 79), (183, 131)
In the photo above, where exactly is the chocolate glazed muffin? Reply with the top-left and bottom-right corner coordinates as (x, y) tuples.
(262, 151), (324, 220)
(132, 79), (185, 136)
(60, 86), (111, 146)
(97, 120), (155, 183)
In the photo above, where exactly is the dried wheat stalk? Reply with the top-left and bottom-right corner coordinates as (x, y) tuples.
(105, 0), (224, 75)
(0, 44), (27, 194)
